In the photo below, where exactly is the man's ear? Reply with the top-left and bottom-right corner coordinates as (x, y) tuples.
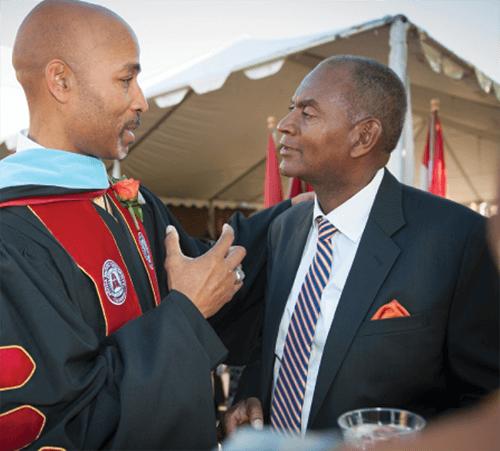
(350, 118), (382, 158)
(45, 59), (73, 103)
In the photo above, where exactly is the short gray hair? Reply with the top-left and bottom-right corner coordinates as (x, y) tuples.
(320, 55), (407, 153)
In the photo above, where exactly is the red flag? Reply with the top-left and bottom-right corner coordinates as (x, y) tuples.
(287, 178), (314, 198)
(420, 129), (431, 191)
(420, 111), (446, 197)
(430, 116), (446, 197)
(264, 134), (283, 207)
(288, 177), (303, 198)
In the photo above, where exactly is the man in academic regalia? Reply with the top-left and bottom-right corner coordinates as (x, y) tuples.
(0, 1), (301, 449)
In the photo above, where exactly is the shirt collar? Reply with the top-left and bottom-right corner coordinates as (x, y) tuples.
(16, 129), (45, 152)
(312, 167), (384, 243)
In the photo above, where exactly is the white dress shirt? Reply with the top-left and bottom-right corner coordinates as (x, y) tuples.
(16, 129), (44, 151)
(273, 168), (384, 434)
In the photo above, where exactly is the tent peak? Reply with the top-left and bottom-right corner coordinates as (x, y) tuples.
(391, 14), (409, 24)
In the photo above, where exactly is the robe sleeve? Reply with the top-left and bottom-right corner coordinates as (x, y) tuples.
(140, 187), (291, 365)
(0, 241), (226, 450)
(209, 200), (292, 364)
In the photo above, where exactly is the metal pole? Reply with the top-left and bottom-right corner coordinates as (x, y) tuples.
(403, 76), (415, 185)
(429, 111), (435, 188)
(387, 16), (409, 182)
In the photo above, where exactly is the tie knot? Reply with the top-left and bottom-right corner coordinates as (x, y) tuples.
(316, 217), (337, 241)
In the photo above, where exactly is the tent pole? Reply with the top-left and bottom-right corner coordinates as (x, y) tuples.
(387, 15), (410, 182)
(403, 76), (415, 186)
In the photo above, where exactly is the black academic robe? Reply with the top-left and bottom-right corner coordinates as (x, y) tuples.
(0, 185), (289, 450)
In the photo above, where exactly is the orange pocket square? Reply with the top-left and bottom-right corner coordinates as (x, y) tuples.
(371, 299), (410, 320)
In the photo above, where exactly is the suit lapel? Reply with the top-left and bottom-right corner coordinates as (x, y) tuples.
(308, 170), (406, 426)
(261, 202), (313, 407)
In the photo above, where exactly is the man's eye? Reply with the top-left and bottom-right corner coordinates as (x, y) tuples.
(288, 105), (295, 112)
(121, 78), (132, 87)
(302, 110), (312, 118)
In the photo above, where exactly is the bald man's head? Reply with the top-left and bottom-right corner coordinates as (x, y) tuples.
(13, 0), (148, 160)
(13, 0), (136, 99)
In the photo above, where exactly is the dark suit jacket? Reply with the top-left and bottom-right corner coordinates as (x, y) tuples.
(238, 170), (499, 430)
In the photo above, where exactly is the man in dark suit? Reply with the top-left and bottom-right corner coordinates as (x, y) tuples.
(224, 55), (499, 435)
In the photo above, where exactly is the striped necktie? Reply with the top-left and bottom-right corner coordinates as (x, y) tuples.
(271, 216), (337, 434)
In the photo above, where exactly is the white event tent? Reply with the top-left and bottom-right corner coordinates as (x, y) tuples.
(2, 15), (499, 211)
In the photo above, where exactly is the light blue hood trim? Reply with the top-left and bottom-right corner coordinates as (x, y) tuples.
(0, 148), (109, 190)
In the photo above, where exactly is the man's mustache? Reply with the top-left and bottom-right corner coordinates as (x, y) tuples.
(124, 116), (141, 131)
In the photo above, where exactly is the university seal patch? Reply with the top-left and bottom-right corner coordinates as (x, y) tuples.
(138, 231), (154, 269)
(102, 259), (127, 305)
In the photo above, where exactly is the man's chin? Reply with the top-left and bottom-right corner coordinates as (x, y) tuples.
(99, 149), (128, 162)
(117, 150), (129, 161)
(114, 143), (130, 161)
(280, 162), (303, 179)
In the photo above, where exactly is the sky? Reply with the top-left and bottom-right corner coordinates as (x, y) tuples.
(0, 0), (499, 139)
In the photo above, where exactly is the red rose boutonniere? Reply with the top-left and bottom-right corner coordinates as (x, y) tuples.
(111, 176), (143, 229)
